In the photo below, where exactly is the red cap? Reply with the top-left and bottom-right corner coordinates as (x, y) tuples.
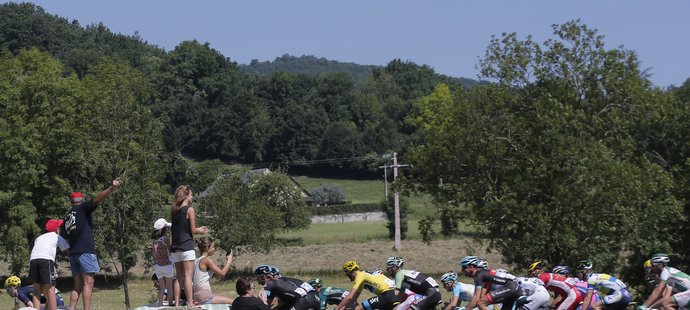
(70, 192), (84, 201)
(45, 219), (64, 233)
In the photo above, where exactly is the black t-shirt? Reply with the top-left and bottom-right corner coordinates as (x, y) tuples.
(61, 199), (97, 255)
(171, 206), (194, 252)
(232, 296), (270, 310)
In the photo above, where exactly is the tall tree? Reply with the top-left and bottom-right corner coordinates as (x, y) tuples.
(0, 49), (86, 273)
(80, 59), (165, 310)
(406, 21), (684, 278)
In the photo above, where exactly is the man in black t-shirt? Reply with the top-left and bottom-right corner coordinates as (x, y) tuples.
(255, 265), (320, 310)
(61, 177), (121, 310)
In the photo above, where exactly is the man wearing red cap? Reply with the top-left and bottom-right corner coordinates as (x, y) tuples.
(61, 177), (121, 310)
(29, 218), (70, 310)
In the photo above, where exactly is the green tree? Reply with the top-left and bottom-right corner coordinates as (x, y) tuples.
(80, 59), (165, 310)
(0, 49), (86, 273)
(406, 21), (684, 278)
(198, 168), (310, 253)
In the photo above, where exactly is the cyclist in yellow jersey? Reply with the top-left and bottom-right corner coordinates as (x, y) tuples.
(335, 260), (397, 310)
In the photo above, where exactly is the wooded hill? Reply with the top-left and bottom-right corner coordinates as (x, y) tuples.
(0, 2), (478, 176)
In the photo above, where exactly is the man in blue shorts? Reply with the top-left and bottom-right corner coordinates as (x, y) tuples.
(61, 178), (121, 310)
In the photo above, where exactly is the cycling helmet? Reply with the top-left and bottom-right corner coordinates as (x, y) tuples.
(576, 259), (593, 271)
(551, 265), (571, 275)
(643, 259), (652, 269)
(308, 278), (323, 288)
(343, 260), (360, 272)
(477, 258), (489, 269)
(527, 261), (547, 272)
(269, 265), (282, 276)
(651, 253), (670, 265)
(441, 272), (458, 284)
(386, 256), (405, 268)
(460, 256), (480, 267)
(5, 276), (20, 287)
(254, 264), (272, 276)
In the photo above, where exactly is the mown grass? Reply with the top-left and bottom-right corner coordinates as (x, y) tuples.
(0, 176), (480, 309)
(293, 176), (386, 204)
(292, 175), (435, 217)
(279, 220), (421, 245)
(1, 269), (472, 309)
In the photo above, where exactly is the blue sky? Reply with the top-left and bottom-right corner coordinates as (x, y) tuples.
(12, 0), (690, 87)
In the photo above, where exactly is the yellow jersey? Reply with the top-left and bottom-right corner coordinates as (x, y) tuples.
(352, 271), (394, 295)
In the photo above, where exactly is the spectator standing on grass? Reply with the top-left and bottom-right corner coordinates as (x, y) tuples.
(170, 185), (209, 307)
(151, 218), (177, 306)
(233, 276), (270, 310)
(61, 177), (121, 310)
(29, 218), (70, 310)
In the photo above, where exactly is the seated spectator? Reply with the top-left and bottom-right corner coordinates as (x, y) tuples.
(233, 276), (270, 310)
(192, 237), (234, 305)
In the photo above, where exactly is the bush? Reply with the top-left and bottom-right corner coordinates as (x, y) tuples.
(311, 184), (347, 205)
(418, 215), (437, 245)
(307, 203), (380, 216)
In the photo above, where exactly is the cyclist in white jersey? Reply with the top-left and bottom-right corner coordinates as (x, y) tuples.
(575, 260), (631, 310)
(515, 277), (549, 310)
(639, 253), (690, 310)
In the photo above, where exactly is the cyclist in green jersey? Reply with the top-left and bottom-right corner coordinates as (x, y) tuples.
(639, 253), (690, 310)
(308, 278), (357, 310)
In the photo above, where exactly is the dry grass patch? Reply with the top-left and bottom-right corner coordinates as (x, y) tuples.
(232, 238), (507, 274)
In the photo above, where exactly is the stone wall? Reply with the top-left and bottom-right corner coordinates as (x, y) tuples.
(310, 211), (386, 224)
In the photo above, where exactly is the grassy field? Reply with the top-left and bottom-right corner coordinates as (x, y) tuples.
(292, 175), (436, 217)
(0, 176), (488, 309)
(0, 237), (500, 309)
(279, 220), (421, 245)
(293, 175), (387, 204)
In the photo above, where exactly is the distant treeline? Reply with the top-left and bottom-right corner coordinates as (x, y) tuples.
(0, 2), (479, 177)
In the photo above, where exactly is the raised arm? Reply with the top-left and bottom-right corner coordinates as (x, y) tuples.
(93, 178), (122, 204)
(203, 253), (233, 277)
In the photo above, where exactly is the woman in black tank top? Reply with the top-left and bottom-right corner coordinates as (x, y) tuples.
(170, 185), (209, 307)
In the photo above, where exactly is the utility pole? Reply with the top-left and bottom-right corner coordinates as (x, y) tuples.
(379, 152), (410, 250)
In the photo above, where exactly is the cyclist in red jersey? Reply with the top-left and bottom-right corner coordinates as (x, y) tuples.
(528, 261), (583, 310)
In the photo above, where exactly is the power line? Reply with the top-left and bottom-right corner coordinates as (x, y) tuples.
(249, 155), (372, 168)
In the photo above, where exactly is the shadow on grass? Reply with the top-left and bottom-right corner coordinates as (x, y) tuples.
(56, 273), (134, 292)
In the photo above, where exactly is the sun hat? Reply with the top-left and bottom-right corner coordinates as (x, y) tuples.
(153, 218), (172, 230)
